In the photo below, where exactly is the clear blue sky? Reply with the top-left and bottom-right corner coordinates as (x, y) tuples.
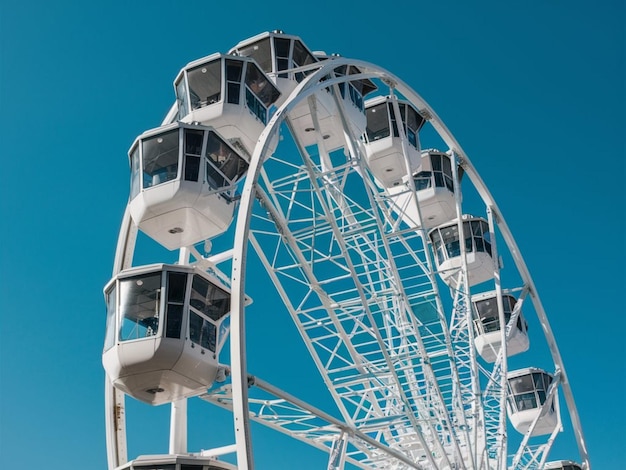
(0, 1), (623, 468)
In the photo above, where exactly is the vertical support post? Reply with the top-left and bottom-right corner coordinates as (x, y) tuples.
(105, 376), (128, 470)
(169, 399), (188, 454)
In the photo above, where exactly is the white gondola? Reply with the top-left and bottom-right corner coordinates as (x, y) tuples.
(102, 264), (245, 405)
(507, 368), (559, 436)
(387, 149), (462, 229)
(428, 215), (494, 287)
(174, 53), (281, 158)
(114, 454), (237, 470)
(128, 122), (249, 249)
(544, 460), (583, 470)
(229, 30), (376, 151)
(362, 95), (425, 188)
(471, 291), (529, 362)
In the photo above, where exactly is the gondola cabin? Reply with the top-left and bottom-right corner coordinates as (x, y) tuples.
(102, 264), (246, 405)
(471, 291), (529, 362)
(362, 96), (425, 188)
(428, 215), (494, 287)
(175, 53), (281, 158)
(229, 31), (376, 152)
(388, 150), (462, 229)
(544, 461), (583, 470)
(114, 454), (237, 470)
(128, 122), (248, 250)
(507, 368), (559, 436)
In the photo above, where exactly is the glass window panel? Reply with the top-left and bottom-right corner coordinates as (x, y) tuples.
(431, 154), (442, 172)
(434, 173), (445, 188)
(515, 392), (538, 411)
(104, 285), (117, 351)
(406, 105), (424, 133)
(407, 128), (417, 148)
(130, 146), (140, 199)
(184, 129), (203, 182)
(537, 390), (547, 405)
(119, 273), (162, 341)
(185, 129), (203, 155)
(510, 374), (535, 394)
(292, 40), (316, 68)
(475, 236), (485, 252)
(227, 82), (240, 104)
(187, 60), (222, 109)
(274, 38), (291, 66)
(189, 311), (203, 345)
(236, 38), (272, 72)
(165, 271), (187, 339)
(414, 171), (432, 190)
(185, 156), (200, 182)
(190, 274), (231, 321)
(167, 272), (187, 303)
(142, 129), (179, 188)
(205, 133), (248, 188)
(226, 60), (243, 82)
(245, 63), (280, 106)
(388, 103), (399, 137)
(165, 304), (183, 339)
(443, 154), (453, 177)
(175, 78), (189, 119)
(365, 103), (390, 141)
(189, 311), (216, 352)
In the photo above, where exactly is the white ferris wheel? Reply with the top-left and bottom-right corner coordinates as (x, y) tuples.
(102, 30), (590, 470)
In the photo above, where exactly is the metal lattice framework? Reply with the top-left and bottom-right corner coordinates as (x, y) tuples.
(105, 35), (590, 470)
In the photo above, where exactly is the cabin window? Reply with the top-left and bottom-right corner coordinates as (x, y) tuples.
(430, 153), (454, 191)
(430, 219), (492, 263)
(226, 60), (243, 105)
(184, 129), (203, 182)
(142, 129), (179, 188)
(190, 275), (231, 321)
(244, 63), (278, 124)
(245, 63), (280, 107)
(130, 146), (140, 199)
(205, 133), (248, 189)
(189, 311), (216, 352)
(508, 372), (553, 412)
(236, 38), (272, 73)
(119, 273), (162, 341)
(176, 78), (189, 119)
(365, 103), (390, 141)
(186, 60), (222, 110)
(413, 171), (432, 190)
(165, 272), (187, 339)
(292, 40), (316, 82)
(474, 295), (517, 334)
(275, 38), (291, 78)
(104, 285), (117, 351)
(470, 219), (492, 256)
(388, 103), (399, 138)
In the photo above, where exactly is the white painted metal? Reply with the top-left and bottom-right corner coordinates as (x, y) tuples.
(105, 32), (590, 470)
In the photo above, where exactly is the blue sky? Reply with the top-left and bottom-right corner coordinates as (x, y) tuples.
(0, 1), (623, 468)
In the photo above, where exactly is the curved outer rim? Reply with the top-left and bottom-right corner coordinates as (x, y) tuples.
(228, 56), (589, 469)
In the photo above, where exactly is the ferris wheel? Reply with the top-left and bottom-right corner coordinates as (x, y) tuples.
(102, 30), (590, 470)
